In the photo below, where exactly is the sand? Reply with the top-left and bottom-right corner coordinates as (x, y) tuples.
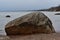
(0, 33), (60, 40)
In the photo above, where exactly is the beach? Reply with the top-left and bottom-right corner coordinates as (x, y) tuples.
(0, 33), (60, 40)
(0, 11), (60, 40)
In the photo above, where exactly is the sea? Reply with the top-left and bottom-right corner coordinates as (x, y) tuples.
(0, 11), (60, 35)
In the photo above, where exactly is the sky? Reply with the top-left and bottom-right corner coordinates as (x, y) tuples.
(0, 0), (60, 10)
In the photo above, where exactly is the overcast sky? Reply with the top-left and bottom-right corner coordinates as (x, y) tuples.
(0, 0), (60, 10)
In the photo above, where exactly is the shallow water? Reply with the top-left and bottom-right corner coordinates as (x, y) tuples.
(42, 11), (60, 32)
(0, 12), (31, 35)
(0, 11), (60, 35)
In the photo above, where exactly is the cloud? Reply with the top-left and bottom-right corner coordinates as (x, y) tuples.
(0, 0), (60, 10)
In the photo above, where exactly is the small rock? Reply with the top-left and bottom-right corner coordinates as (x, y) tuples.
(6, 15), (10, 17)
(55, 13), (60, 15)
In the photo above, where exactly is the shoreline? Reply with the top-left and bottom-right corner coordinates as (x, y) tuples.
(0, 33), (60, 40)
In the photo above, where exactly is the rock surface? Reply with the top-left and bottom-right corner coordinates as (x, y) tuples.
(5, 12), (55, 35)
(6, 15), (10, 17)
(55, 13), (60, 15)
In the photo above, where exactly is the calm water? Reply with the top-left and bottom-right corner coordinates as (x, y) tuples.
(0, 11), (60, 35)
(42, 11), (60, 32)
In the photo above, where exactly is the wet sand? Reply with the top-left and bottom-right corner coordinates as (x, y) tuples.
(0, 33), (60, 40)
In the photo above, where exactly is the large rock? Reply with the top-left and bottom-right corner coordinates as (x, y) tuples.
(5, 12), (55, 35)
